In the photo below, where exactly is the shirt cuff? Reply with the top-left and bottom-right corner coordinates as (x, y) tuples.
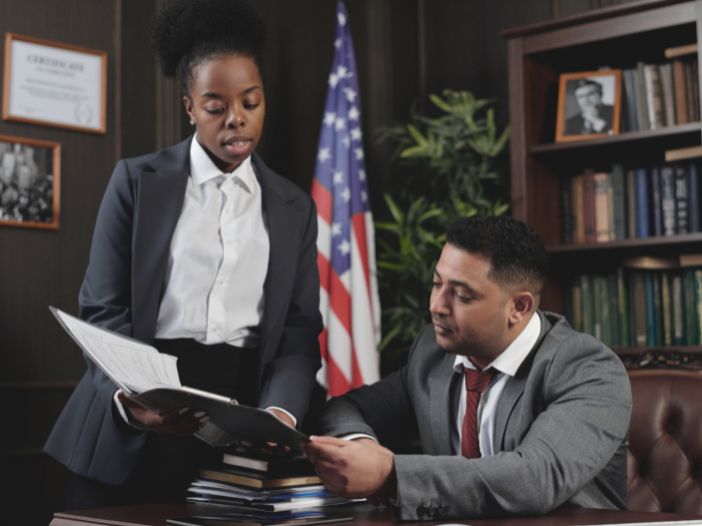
(340, 433), (377, 442)
(265, 406), (297, 428)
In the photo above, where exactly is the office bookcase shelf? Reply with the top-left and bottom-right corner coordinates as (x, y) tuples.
(503, 0), (702, 363)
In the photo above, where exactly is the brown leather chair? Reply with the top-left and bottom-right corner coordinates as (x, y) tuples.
(627, 369), (702, 513)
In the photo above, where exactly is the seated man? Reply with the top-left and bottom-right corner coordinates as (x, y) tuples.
(306, 215), (632, 520)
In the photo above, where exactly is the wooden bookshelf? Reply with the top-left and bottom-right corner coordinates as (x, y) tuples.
(503, 0), (702, 363)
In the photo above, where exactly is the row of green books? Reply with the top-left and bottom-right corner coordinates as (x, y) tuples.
(560, 162), (700, 244)
(565, 257), (702, 348)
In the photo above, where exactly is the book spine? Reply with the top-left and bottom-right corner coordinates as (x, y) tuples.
(611, 165), (626, 240)
(636, 62), (651, 130)
(572, 280), (583, 332)
(635, 168), (649, 238)
(631, 272), (647, 347)
(688, 163), (700, 232)
(561, 178), (573, 244)
(653, 271), (663, 347)
(583, 171), (597, 243)
(607, 273), (620, 346)
(622, 68), (640, 131)
(696, 269), (702, 345)
(643, 64), (665, 129)
(672, 59), (689, 124)
(626, 169), (637, 239)
(594, 172), (611, 243)
(581, 274), (594, 337)
(661, 271), (672, 346)
(658, 62), (676, 127)
(672, 273), (685, 345)
(684, 269), (699, 345)
(618, 268), (630, 347)
(650, 166), (662, 237)
(674, 165), (690, 234)
(572, 174), (585, 244)
(660, 165), (676, 236)
(690, 60), (700, 120)
(644, 272), (656, 346)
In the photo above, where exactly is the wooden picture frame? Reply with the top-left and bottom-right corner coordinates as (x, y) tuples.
(0, 135), (61, 229)
(2, 33), (107, 134)
(555, 69), (621, 142)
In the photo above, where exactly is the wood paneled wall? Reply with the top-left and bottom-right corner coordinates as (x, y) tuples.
(0, 0), (634, 523)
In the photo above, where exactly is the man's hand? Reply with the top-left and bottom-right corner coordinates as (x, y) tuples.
(582, 106), (607, 132)
(117, 391), (205, 435)
(305, 436), (396, 500)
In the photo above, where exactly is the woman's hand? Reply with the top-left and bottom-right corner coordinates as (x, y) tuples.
(117, 391), (207, 435)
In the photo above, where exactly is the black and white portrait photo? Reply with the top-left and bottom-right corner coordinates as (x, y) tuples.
(0, 135), (60, 229)
(556, 70), (621, 142)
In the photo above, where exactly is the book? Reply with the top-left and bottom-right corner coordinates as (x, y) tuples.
(222, 449), (314, 476)
(672, 58), (689, 124)
(635, 62), (651, 130)
(583, 170), (597, 243)
(572, 173), (586, 244)
(626, 169), (637, 239)
(611, 165), (626, 241)
(688, 163), (700, 232)
(634, 168), (649, 238)
(650, 166), (662, 237)
(661, 272), (672, 346)
(665, 145), (702, 162)
(658, 62), (676, 127)
(664, 43), (698, 59)
(622, 68), (640, 132)
(643, 64), (665, 129)
(674, 165), (690, 233)
(199, 467), (322, 490)
(593, 172), (611, 243)
(49, 307), (309, 451)
(660, 165), (677, 236)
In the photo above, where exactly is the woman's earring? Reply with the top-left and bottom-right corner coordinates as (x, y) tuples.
(189, 119), (195, 126)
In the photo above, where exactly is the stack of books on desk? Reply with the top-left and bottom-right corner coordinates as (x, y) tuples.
(171, 448), (358, 526)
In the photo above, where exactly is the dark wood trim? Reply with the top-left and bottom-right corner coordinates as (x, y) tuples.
(508, 37), (527, 221)
(0, 448), (44, 457)
(530, 122), (702, 154)
(547, 233), (702, 253)
(617, 346), (702, 354)
(0, 382), (77, 390)
(500, 0), (688, 38)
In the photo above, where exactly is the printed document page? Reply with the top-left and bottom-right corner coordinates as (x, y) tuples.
(51, 307), (181, 394)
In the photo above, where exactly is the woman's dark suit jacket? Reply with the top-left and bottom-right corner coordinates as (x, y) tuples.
(44, 137), (322, 485)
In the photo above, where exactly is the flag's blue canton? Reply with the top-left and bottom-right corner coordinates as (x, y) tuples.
(314, 2), (369, 276)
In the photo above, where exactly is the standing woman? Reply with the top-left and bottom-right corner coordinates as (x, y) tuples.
(45, 0), (322, 507)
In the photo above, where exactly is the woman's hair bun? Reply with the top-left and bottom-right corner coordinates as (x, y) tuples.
(151, 0), (265, 77)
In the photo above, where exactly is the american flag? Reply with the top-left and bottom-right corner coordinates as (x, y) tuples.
(312, 1), (380, 397)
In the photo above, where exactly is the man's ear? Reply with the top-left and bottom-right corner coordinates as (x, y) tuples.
(183, 96), (194, 123)
(508, 291), (535, 326)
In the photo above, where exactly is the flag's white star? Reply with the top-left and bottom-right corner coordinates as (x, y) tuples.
(361, 191), (368, 202)
(338, 239), (350, 255)
(333, 171), (344, 184)
(348, 106), (360, 121)
(318, 148), (331, 162)
(350, 127), (362, 141)
(354, 148), (364, 160)
(324, 112), (336, 126)
(332, 222), (342, 236)
(342, 135), (351, 148)
(334, 38), (342, 49)
(329, 73), (339, 87)
(334, 117), (346, 131)
(358, 169), (366, 181)
(338, 13), (346, 27)
(344, 88), (357, 103)
(337, 66), (348, 79)
(341, 187), (351, 202)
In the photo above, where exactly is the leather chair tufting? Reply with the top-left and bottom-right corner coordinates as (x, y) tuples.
(627, 369), (702, 513)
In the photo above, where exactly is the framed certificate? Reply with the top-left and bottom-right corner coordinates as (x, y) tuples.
(0, 134), (61, 229)
(2, 33), (107, 134)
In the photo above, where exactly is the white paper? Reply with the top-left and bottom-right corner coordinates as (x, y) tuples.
(54, 308), (180, 393)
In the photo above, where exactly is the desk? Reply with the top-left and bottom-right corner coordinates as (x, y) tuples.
(49, 504), (702, 526)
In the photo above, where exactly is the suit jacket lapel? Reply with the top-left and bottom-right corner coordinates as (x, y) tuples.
(132, 139), (190, 341)
(428, 352), (457, 455)
(493, 311), (552, 451)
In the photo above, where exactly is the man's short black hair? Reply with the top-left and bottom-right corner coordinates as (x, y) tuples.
(446, 215), (548, 292)
(573, 78), (603, 96)
(150, 0), (266, 94)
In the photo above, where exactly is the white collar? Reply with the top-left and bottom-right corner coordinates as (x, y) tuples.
(189, 137), (255, 192)
(453, 312), (541, 376)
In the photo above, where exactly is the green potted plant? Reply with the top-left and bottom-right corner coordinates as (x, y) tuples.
(375, 89), (510, 368)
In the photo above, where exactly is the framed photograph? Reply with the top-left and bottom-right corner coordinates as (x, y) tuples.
(0, 135), (60, 229)
(555, 69), (621, 142)
(2, 33), (107, 134)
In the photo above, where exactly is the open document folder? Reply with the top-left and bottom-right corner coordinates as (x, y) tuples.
(50, 306), (309, 451)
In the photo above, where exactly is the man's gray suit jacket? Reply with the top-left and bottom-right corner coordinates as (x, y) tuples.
(317, 311), (632, 520)
(45, 137), (322, 485)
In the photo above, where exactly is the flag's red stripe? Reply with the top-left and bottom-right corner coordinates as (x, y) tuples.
(317, 252), (330, 291)
(311, 180), (332, 224)
(351, 213), (373, 307)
